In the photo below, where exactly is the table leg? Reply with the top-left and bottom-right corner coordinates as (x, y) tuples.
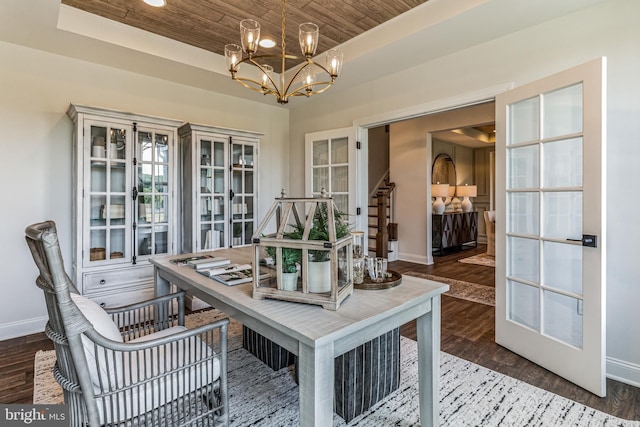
(154, 267), (171, 325)
(417, 294), (441, 427)
(298, 341), (334, 427)
(155, 267), (171, 297)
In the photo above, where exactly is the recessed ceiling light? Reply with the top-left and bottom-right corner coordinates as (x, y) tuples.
(259, 39), (276, 49)
(144, 0), (166, 7)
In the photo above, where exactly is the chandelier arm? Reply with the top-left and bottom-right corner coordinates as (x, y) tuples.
(280, 59), (313, 98)
(242, 56), (284, 97)
(281, 58), (337, 99)
(286, 80), (335, 98)
(232, 76), (274, 95)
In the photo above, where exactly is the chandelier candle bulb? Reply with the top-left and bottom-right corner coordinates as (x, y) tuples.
(302, 66), (315, 93)
(240, 19), (260, 54)
(225, 44), (242, 72)
(299, 23), (319, 57)
(326, 49), (344, 77)
(261, 64), (273, 89)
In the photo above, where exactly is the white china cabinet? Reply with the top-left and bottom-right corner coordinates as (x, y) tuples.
(179, 123), (261, 253)
(67, 105), (180, 307)
(179, 123), (261, 310)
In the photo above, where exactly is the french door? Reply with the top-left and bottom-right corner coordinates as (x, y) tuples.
(495, 57), (606, 396)
(304, 127), (360, 222)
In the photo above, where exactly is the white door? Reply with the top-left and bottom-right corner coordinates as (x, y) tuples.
(305, 127), (362, 227)
(495, 57), (606, 396)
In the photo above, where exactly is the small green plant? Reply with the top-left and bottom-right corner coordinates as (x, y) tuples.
(265, 245), (302, 273)
(289, 202), (351, 262)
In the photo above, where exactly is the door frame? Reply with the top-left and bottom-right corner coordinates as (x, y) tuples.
(353, 83), (512, 265)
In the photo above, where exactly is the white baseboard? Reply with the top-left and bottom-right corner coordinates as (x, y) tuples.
(398, 252), (429, 265)
(0, 316), (48, 341)
(388, 241), (399, 262)
(607, 356), (640, 388)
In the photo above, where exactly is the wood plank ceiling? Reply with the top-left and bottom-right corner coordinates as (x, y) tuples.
(61, 0), (428, 70)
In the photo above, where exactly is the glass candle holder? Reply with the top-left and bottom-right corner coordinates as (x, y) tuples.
(352, 231), (364, 259)
(367, 257), (388, 283)
(353, 257), (365, 285)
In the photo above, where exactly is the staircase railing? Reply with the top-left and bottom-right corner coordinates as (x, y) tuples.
(375, 181), (396, 258)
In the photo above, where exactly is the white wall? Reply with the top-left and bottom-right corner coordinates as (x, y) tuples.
(288, 0), (640, 385)
(0, 41), (289, 340)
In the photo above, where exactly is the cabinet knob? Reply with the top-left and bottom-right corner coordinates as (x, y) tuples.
(100, 279), (106, 285)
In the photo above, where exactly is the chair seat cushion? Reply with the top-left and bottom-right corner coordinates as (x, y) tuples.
(96, 326), (221, 424)
(70, 294), (221, 424)
(70, 293), (123, 387)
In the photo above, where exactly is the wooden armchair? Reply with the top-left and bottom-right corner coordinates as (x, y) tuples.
(25, 220), (229, 426)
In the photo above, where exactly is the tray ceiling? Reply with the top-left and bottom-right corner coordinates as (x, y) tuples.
(61, 0), (428, 70)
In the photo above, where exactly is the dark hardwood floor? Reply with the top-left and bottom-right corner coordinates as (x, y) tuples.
(1, 245), (638, 421)
(396, 244), (640, 421)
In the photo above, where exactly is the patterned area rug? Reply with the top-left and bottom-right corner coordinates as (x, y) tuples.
(458, 252), (496, 267)
(33, 312), (637, 426)
(405, 272), (495, 306)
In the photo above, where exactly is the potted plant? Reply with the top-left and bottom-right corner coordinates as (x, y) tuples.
(289, 202), (351, 293)
(265, 245), (301, 291)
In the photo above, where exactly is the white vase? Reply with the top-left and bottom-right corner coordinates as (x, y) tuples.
(307, 260), (331, 293)
(281, 271), (299, 291)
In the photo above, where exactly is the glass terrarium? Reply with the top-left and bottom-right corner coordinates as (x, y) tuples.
(251, 191), (353, 310)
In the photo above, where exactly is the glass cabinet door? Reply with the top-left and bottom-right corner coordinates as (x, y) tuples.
(86, 122), (130, 266)
(198, 136), (227, 250)
(230, 139), (256, 246)
(136, 128), (172, 259)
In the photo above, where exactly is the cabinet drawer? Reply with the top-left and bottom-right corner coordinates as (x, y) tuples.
(86, 285), (155, 311)
(83, 265), (154, 293)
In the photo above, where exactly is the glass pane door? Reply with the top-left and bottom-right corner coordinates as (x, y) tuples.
(496, 58), (606, 396)
(136, 128), (172, 258)
(86, 123), (129, 266)
(310, 137), (349, 213)
(506, 84), (584, 348)
(230, 139), (256, 247)
(305, 127), (358, 223)
(199, 137), (227, 250)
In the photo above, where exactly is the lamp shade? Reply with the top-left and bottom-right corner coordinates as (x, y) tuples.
(457, 185), (477, 198)
(432, 183), (450, 198)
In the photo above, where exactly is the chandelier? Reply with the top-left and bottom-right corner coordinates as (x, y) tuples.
(224, 0), (343, 104)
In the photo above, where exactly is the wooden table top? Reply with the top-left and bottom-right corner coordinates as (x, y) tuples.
(150, 247), (449, 348)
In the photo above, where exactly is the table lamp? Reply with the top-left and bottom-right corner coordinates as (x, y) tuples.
(457, 184), (477, 212)
(449, 185), (462, 212)
(432, 183), (450, 214)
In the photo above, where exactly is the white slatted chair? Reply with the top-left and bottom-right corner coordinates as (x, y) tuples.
(26, 220), (229, 426)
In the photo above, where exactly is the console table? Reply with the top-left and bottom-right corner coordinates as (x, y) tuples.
(150, 247), (448, 427)
(432, 211), (478, 256)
